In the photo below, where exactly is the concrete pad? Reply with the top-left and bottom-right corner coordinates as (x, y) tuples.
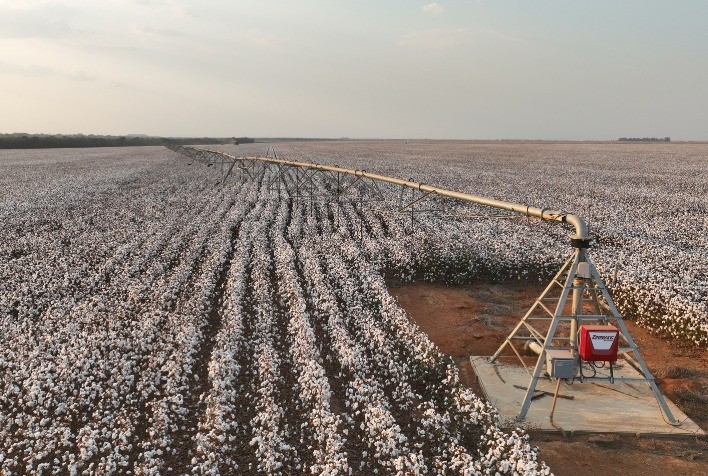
(470, 356), (705, 436)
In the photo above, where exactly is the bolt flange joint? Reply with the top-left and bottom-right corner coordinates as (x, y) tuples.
(569, 234), (592, 249)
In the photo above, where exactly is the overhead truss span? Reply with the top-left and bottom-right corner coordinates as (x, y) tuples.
(166, 144), (589, 241)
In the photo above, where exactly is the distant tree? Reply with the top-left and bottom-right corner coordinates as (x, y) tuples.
(618, 137), (670, 142)
(0, 134), (255, 149)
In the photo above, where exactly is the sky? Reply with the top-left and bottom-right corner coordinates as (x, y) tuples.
(1, 0), (707, 140)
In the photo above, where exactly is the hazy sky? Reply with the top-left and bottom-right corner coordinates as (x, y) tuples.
(1, 0), (707, 139)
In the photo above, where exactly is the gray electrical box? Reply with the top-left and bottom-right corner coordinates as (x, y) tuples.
(546, 349), (575, 379)
(576, 262), (592, 279)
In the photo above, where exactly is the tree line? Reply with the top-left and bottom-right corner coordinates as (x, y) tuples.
(618, 137), (670, 142)
(0, 133), (255, 149)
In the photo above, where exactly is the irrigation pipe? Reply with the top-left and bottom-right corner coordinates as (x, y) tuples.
(186, 146), (591, 243)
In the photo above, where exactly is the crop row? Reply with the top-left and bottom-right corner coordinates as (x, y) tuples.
(1, 147), (548, 474)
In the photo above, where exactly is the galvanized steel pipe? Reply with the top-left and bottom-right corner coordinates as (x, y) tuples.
(188, 147), (591, 241)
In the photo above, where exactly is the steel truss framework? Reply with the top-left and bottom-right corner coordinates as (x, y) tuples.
(166, 145), (680, 425)
(489, 248), (678, 424)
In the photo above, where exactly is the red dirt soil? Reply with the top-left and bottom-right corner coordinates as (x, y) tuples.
(390, 281), (708, 476)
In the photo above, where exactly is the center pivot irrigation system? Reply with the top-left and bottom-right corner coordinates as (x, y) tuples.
(166, 144), (680, 426)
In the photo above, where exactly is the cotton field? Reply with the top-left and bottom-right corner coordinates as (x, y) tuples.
(0, 141), (704, 475)
(0, 145), (551, 475)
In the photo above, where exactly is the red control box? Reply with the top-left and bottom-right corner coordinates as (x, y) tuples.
(579, 325), (619, 362)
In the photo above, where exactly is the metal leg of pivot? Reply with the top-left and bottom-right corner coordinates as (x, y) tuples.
(518, 252), (580, 420)
(585, 255), (680, 425)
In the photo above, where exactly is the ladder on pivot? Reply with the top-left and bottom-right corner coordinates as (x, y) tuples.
(490, 242), (680, 425)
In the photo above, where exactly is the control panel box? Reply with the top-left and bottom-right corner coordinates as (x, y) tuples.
(546, 349), (575, 379)
(576, 262), (592, 279)
(579, 325), (619, 362)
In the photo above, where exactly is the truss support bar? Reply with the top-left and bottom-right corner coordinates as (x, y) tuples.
(398, 189), (437, 212)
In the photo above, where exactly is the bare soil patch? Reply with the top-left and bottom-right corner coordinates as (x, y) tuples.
(390, 281), (708, 476)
